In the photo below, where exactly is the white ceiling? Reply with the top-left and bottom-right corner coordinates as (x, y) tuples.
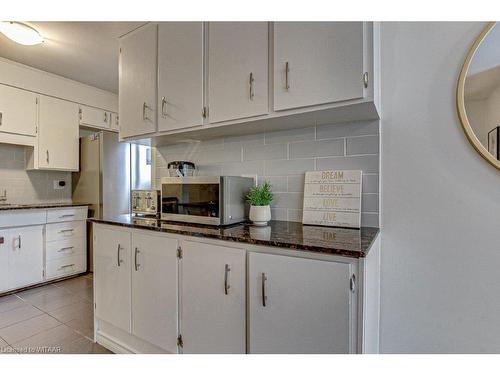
(0, 22), (144, 93)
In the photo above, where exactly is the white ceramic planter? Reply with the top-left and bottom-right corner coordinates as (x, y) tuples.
(249, 205), (271, 226)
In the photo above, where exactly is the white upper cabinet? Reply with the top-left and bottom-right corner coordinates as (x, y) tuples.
(158, 22), (204, 132)
(273, 22), (364, 111)
(119, 23), (157, 138)
(0, 84), (38, 137)
(131, 231), (178, 353)
(248, 252), (353, 354)
(36, 95), (79, 171)
(208, 22), (269, 123)
(180, 241), (246, 354)
(79, 104), (111, 130)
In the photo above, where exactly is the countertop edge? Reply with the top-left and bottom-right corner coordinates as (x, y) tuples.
(0, 203), (91, 211)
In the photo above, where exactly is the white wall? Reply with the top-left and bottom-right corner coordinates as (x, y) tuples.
(380, 22), (500, 353)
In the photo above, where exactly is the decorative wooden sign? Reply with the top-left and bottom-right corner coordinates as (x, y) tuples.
(302, 170), (362, 229)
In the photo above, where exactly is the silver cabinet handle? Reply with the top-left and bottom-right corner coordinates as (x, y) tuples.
(142, 102), (152, 121)
(261, 272), (267, 307)
(46, 150), (49, 164)
(285, 61), (290, 90)
(117, 244), (122, 267)
(134, 247), (140, 271)
(17, 235), (21, 249)
(161, 97), (167, 117)
(59, 229), (74, 234)
(249, 72), (255, 101)
(59, 263), (75, 270)
(0, 112), (2, 126)
(58, 246), (74, 253)
(224, 264), (231, 295)
(60, 214), (75, 218)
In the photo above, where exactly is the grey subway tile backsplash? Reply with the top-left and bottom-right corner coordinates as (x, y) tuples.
(155, 119), (380, 227)
(346, 135), (379, 155)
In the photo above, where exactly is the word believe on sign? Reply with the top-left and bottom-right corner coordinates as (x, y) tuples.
(302, 170), (362, 229)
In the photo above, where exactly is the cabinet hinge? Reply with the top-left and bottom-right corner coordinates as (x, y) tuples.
(349, 274), (356, 293)
(78, 108), (82, 121)
(177, 334), (183, 348)
(35, 97), (38, 105)
(363, 72), (369, 89)
(202, 106), (208, 119)
(35, 126), (38, 134)
(42, 270), (45, 278)
(177, 246), (182, 259)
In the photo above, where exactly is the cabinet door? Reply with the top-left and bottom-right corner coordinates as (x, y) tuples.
(208, 22), (268, 123)
(38, 95), (79, 171)
(158, 22), (203, 132)
(249, 252), (352, 353)
(94, 225), (131, 332)
(0, 229), (11, 292)
(181, 241), (246, 353)
(7, 225), (43, 290)
(79, 105), (111, 129)
(0, 84), (38, 136)
(119, 23), (157, 138)
(131, 231), (178, 352)
(273, 22), (364, 111)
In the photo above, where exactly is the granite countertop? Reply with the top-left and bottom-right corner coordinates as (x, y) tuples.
(89, 215), (380, 258)
(0, 202), (91, 211)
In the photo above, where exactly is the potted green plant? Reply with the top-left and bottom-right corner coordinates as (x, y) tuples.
(246, 181), (273, 226)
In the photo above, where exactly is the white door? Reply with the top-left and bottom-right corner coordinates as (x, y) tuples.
(38, 95), (79, 171)
(94, 225), (131, 332)
(158, 22), (203, 132)
(208, 22), (269, 123)
(0, 84), (38, 136)
(119, 23), (157, 138)
(7, 225), (43, 290)
(273, 22), (364, 111)
(131, 231), (178, 353)
(180, 241), (246, 353)
(248, 252), (352, 353)
(0, 229), (11, 292)
(79, 105), (110, 129)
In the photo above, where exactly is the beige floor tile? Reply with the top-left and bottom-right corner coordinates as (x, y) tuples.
(74, 286), (93, 302)
(0, 295), (28, 313)
(48, 300), (92, 323)
(60, 336), (111, 354)
(29, 292), (85, 313)
(66, 314), (94, 340)
(13, 325), (83, 354)
(54, 277), (93, 293)
(0, 314), (60, 344)
(0, 305), (44, 329)
(16, 284), (61, 300)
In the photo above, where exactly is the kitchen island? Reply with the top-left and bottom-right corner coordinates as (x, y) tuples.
(89, 216), (380, 354)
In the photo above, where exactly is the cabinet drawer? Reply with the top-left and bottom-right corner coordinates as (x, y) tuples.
(0, 210), (47, 228)
(47, 207), (88, 223)
(46, 238), (85, 261)
(46, 254), (86, 279)
(46, 221), (86, 242)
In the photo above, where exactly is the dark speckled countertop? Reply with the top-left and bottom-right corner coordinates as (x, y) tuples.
(0, 202), (91, 211)
(89, 215), (379, 258)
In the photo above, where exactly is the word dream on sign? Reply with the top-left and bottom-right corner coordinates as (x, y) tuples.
(302, 170), (362, 229)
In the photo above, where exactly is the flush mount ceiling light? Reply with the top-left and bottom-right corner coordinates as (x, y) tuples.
(0, 22), (43, 46)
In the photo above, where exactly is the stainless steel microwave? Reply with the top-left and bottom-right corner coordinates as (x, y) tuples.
(161, 176), (254, 225)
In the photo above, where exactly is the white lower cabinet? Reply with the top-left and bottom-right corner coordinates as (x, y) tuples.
(131, 231), (178, 352)
(248, 252), (353, 354)
(94, 225), (132, 333)
(180, 240), (246, 353)
(5, 225), (44, 290)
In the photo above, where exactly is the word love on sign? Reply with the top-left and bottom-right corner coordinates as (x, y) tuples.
(302, 170), (362, 229)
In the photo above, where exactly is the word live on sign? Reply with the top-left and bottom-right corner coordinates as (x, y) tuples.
(302, 170), (362, 229)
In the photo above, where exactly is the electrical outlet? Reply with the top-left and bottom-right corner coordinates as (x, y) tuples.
(53, 180), (66, 190)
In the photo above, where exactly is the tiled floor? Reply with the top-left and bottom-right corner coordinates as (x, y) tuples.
(0, 274), (111, 354)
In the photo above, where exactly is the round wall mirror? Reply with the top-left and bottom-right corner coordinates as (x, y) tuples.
(457, 22), (500, 170)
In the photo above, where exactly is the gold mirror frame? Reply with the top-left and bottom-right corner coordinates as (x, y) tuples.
(457, 22), (500, 170)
